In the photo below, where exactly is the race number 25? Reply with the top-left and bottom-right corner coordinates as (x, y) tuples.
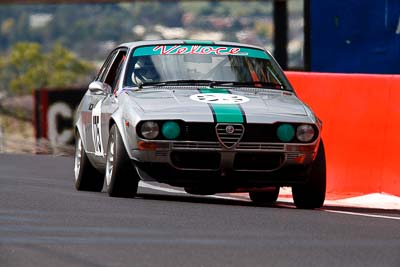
(91, 100), (104, 156)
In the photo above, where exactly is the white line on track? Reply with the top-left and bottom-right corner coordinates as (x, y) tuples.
(323, 210), (400, 221)
(140, 182), (400, 221)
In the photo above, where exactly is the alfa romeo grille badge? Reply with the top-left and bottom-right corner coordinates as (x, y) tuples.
(215, 124), (245, 149)
(225, 125), (235, 134)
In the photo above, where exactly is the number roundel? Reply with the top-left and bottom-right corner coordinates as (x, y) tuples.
(91, 100), (104, 156)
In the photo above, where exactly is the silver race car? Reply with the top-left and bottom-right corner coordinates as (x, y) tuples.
(74, 40), (326, 209)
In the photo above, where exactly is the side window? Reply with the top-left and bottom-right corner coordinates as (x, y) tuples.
(104, 49), (127, 88)
(96, 50), (117, 82)
(111, 54), (127, 92)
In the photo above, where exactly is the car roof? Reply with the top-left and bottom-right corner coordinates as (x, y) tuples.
(118, 40), (267, 51)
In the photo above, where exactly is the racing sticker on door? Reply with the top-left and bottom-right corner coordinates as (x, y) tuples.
(92, 99), (104, 156)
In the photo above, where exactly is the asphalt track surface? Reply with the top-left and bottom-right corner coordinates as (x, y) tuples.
(0, 154), (399, 267)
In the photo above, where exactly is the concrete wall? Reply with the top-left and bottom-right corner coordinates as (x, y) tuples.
(287, 71), (400, 196)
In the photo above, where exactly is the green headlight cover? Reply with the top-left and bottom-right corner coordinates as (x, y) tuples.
(277, 124), (295, 142)
(162, 121), (180, 140)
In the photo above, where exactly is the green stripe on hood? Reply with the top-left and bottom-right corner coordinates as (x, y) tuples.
(199, 88), (245, 123)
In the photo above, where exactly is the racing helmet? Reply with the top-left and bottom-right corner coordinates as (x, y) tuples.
(131, 56), (159, 85)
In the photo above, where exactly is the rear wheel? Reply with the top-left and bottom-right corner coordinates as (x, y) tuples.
(249, 187), (280, 204)
(105, 125), (139, 198)
(292, 140), (326, 209)
(74, 132), (104, 192)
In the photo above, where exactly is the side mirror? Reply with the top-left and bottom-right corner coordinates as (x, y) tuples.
(89, 81), (112, 95)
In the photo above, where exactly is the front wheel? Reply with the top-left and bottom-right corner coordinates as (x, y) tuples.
(249, 187), (280, 204)
(292, 140), (326, 209)
(105, 125), (139, 198)
(74, 131), (104, 192)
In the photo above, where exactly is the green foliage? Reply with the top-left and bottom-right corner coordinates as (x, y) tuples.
(0, 1), (304, 76)
(0, 1), (275, 60)
(46, 43), (93, 87)
(1, 42), (93, 95)
(255, 21), (273, 38)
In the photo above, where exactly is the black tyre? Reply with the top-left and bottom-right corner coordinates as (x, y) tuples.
(105, 124), (139, 198)
(249, 187), (280, 204)
(74, 132), (104, 192)
(292, 140), (326, 209)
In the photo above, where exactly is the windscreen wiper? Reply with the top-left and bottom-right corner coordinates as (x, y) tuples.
(137, 79), (216, 89)
(137, 80), (285, 90)
(209, 81), (285, 90)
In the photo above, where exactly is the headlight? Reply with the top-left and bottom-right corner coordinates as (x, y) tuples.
(141, 121), (159, 139)
(296, 124), (315, 142)
(277, 124), (295, 142)
(162, 121), (180, 140)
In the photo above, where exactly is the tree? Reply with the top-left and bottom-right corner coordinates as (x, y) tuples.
(7, 42), (47, 94)
(0, 42), (94, 95)
(46, 43), (93, 87)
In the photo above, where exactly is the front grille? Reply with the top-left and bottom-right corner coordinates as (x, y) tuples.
(183, 122), (278, 143)
(286, 153), (299, 160)
(170, 151), (220, 170)
(233, 152), (284, 171)
(155, 150), (169, 157)
(182, 123), (218, 142)
(241, 124), (279, 142)
(172, 142), (220, 149)
(237, 143), (285, 150)
(181, 123), (317, 144)
(215, 124), (244, 148)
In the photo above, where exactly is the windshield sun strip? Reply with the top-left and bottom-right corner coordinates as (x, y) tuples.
(132, 44), (269, 59)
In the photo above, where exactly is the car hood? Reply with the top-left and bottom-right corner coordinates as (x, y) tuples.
(124, 88), (309, 123)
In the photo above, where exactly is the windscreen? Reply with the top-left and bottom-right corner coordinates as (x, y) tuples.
(124, 44), (291, 90)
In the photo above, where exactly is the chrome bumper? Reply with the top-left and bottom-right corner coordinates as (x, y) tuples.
(131, 140), (319, 172)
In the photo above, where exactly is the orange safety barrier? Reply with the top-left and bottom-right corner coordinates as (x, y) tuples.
(286, 72), (400, 197)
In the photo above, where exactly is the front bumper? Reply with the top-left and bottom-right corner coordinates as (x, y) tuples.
(130, 140), (318, 187)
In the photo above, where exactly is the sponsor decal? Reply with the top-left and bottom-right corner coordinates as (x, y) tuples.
(153, 45), (247, 56)
(196, 88), (247, 124)
(91, 99), (104, 156)
(133, 45), (269, 59)
(34, 88), (85, 146)
(47, 102), (74, 146)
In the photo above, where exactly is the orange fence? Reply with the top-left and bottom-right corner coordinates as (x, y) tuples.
(286, 72), (400, 197)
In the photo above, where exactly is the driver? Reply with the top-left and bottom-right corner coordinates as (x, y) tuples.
(131, 56), (159, 85)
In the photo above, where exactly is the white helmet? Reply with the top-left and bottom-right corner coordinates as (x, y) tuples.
(131, 57), (158, 85)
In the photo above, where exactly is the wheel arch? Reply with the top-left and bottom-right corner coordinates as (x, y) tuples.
(108, 114), (135, 159)
(74, 116), (88, 152)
